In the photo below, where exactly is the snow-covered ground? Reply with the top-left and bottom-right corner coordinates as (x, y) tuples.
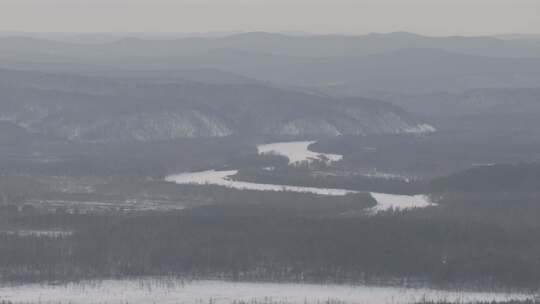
(166, 169), (434, 212)
(0, 279), (532, 304)
(0, 230), (73, 238)
(403, 124), (437, 134)
(370, 193), (433, 213)
(257, 141), (343, 164)
(23, 198), (187, 213)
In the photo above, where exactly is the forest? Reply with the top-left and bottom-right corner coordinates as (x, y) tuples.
(1, 186), (540, 291)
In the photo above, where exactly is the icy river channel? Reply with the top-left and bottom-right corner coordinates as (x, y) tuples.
(166, 141), (433, 212)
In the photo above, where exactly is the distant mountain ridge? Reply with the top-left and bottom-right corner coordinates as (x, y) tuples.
(3, 33), (540, 95)
(2, 31), (540, 58)
(0, 69), (432, 142)
(3, 32), (537, 139)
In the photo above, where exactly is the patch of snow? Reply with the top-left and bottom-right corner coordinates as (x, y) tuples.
(257, 141), (343, 165)
(0, 230), (73, 238)
(362, 171), (412, 182)
(269, 119), (342, 137)
(24, 199), (186, 213)
(403, 124), (437, 134)
(472, 163), (496, 167)
(370, 193), (434, 213)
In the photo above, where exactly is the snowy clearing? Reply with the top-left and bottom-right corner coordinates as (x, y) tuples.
(0, 279), (532, 304)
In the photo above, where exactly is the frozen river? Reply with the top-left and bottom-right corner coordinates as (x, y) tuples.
(166, 169), (433, 212)
(0, 279), (532, 304)
(257, 141), (343, 164)
(166, 169), (355, 196)
(166, 141), (434, 212)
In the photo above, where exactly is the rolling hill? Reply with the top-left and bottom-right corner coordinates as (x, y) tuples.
(0, 69), (431, 142)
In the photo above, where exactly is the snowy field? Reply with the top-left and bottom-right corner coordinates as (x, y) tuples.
(0, 279), (532, 304)
(257, 141), (343, 164)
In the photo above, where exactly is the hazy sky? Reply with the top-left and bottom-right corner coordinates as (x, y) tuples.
(1, 0), (539, 36)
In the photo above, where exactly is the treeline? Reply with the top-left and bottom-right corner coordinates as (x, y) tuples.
(0, 176), (47, 205)
(430, 163), (540, 193)
(416, 302), (539, 304)
(311, 133), (540, 179)
(1, 201), (540, 289)
(233, 166), (426, 195)
(0, 136), (256, 179)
